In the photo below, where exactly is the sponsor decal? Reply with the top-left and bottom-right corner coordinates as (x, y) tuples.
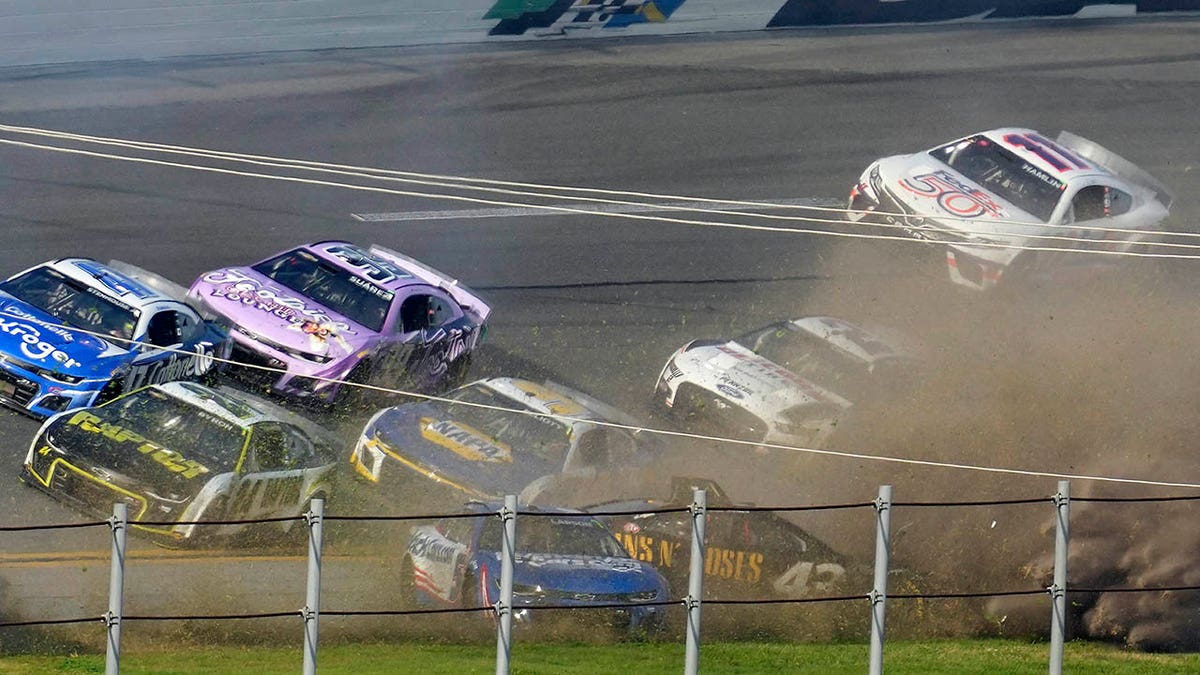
(0, 313), (83, 369)
(64, 410), (211, 479)
(1003, 132), (1089, 174)
(123, 343), (217, 392)
(411, 327), (480, 382)
(419, 416), (513, 463)
(202, 269), (355, 333)
(518, 554), (640, 572)
(229, 474), (304, 517)
(287, 319), (352, 356)
(771, 561), (846, 597)
(899, 170), (1007, 219)
(617, 531), (764, 583)
(72, 260), (156, 302)
(485, 0), (688, 37)
(409, 530), (462, 563)
(714, 345), (831, 401)
(324, 244), (410, 287)
(511, 380), (586, 416)
(715, 378), (750, 400)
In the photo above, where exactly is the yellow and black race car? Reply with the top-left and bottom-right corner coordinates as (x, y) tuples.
(22, 381), (338, 545)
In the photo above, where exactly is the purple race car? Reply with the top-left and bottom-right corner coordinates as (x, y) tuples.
(187, 242), (491, 403)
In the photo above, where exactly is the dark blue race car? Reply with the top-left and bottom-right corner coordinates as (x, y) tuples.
(0, 258), (230, 418)
(400, 503), (670, 631)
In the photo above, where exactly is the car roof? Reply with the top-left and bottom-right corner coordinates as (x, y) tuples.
(475, 377), (603, 423)
(301, 241), (432, 293)
(787, 316), (913, 365)
(45, 258), (174, 310)
(974, 127), (1114, 184)
(153, 381), (272, 429)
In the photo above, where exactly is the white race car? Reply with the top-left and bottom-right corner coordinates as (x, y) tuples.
(654, 317), (917, 449)
(846, 128), (1173, 290)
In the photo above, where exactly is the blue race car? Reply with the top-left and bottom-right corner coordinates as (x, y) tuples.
(401, 503), (670, 631)
(0, 258), (230, 418)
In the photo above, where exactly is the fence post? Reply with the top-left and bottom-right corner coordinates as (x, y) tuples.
(105, 501), (128, 675)
(684, 488), (707, 675)
(302, 497), (325, 675)
(495, 494), (517, 675)
(1048, 480), (1070, 675)
(869, 485), (892, 675)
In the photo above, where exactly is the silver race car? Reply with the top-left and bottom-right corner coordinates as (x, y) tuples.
(846, 128), (1173, 290)
(654, 317), (917, 448)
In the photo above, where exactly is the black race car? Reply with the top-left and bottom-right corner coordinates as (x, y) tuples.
(590, 478), (853, 601)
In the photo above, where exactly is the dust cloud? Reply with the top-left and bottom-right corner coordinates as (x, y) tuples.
(778, 241), (1200, 649)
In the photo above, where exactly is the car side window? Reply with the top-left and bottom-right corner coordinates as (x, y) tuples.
(398, 294), (431, 333)
(174, 306), (205, 342)
(146, 310), (180, 347)
(246, 424), (296, 472)
(427, 291), (461, 328)
(1071, 185), (1132, 221)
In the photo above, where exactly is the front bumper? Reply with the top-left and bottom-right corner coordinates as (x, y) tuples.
(0, 361), (106, 418)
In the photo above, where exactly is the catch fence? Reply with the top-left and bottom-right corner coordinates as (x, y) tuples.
(3, 482), (1200, 674)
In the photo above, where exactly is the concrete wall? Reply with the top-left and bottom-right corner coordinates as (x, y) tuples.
(2, 1), (1198, 68)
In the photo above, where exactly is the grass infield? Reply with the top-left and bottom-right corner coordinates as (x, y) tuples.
(1, 640), (1199, 674)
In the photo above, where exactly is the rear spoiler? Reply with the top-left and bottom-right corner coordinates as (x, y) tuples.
(368, 245), (492, 323)
(1056, 131), (1174, 210)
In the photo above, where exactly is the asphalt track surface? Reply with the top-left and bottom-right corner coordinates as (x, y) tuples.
(1, 18), (1199, 639)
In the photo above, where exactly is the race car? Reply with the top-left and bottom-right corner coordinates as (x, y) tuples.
(21, 381), (339, 545)
(654, 316), (917, 448)
(188, 241), (490, 403)
(846, 128), (1173, 290)
(591, 477), (850, 601)
(350, 377), (656, 504)
(0, 258), (230, 418)
(400, 502), (669, 631)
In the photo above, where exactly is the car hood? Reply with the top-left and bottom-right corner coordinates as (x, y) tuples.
(191, 267), (371, 359)
(41, 412), (216, 498)
(370, 403), (557, 499)
(675, 341), (850, 420)
(877, 154), (1049, 246)
(0, 296), (128, 379)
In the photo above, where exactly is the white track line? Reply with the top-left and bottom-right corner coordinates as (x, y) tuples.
(351, 198), (844, 222)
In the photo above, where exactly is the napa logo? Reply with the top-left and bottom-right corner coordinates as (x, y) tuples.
(419, 417), (512, 463)
(485, 0), (688, 37)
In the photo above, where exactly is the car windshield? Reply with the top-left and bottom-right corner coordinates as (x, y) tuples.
(930, 135), (1066, 222)
(447, 384), (571, 464)
(0, 266), (139, 342)
(251, 248), (391, 332)
(738, 326), (870, 398)
(481, 516), (628, 557)
(94, 388), (244, 471)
